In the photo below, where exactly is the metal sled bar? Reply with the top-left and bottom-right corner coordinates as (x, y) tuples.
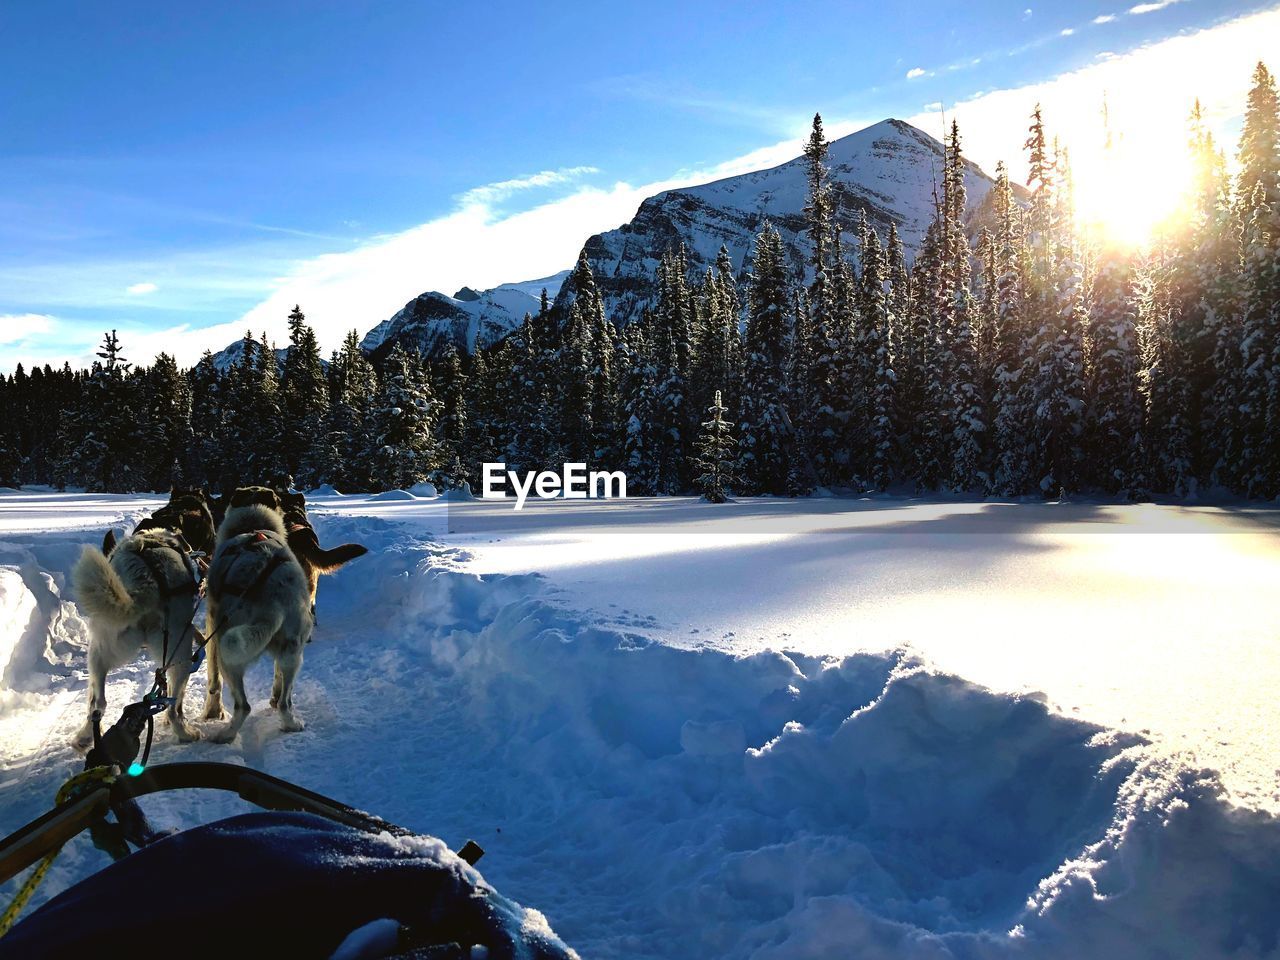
(0, 762), (482, 886)
(0, 789), (112, 885)
(114, 762), (415, 838)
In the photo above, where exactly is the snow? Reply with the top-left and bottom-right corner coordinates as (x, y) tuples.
(2, 491), (1279, 959)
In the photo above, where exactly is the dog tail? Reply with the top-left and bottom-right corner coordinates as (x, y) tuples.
(289, 531), (368, 575)
(73, 545), (134, 626)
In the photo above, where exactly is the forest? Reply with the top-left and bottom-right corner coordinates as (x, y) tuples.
(1, 62), (1277, 502)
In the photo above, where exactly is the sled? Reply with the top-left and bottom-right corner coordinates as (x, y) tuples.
(0, 707), (572, 958)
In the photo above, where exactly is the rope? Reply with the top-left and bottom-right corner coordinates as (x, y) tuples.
(0, 767), (117, 938)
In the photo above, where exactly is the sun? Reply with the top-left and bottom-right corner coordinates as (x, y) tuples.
(1071, 126), (1197, 250)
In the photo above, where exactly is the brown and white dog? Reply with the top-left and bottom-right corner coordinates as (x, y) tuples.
(277, 490), (367, 611)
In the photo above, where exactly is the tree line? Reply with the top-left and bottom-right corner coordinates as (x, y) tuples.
(1, 62), (1277, 500)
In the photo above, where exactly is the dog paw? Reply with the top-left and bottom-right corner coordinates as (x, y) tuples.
(201, 703), (225, 722)
(268, 696), (279, 709)
(278, 713), (305, 733)
(70, 729), (93, 754)
(173, 724), (202, 743)
(208, 726), (239, 745)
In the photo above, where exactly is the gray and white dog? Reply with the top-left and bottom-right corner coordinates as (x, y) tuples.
(71, 526), (203, 749)
(202, 487), (313, 743)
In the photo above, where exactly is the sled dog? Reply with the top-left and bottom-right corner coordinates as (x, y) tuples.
(202, 487), (313, 742)
(71, 526), (203, 749)
(277, 490), (367, 610)
(102, 487), (217, 561)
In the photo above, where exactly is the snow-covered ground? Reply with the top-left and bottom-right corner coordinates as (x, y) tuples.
(2, 489), (1279, 958)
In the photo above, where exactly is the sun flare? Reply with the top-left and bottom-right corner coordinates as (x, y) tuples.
(1071, 125), (1197, 249)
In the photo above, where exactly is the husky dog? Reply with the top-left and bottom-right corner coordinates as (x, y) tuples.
(103, 487), (217, 561)
(72, 526), (203, 749)
(277, 490), (367, 609)
(201, 487), (313, 743)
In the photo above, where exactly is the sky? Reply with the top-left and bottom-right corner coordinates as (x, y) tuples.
(1, 0), (1277, 371)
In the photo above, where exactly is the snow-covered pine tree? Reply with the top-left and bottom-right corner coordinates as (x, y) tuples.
(651, 249), (693, 492)
(245, 332), (287, 486)
(800, 113), (843, 485)
(988, 163), (1032, 495)
(693, 390), (736, 503)
(1025, 139), (1086, 497)
(620, 316), (659, 495)
(714, 245), (745, 409)
(434, 342), (469, 489)
(143, 351), (193, 490)
(1237, 62), (1280, 222)
(367, 343), (438, 491)
(942, 122), (985, 492)
(63, 330), (145, 491)
(1236, 185), (1280, 497)
(1024, 105), (1055, 269)
(903, 217), (947, 489)
(1086, 247), (1146, 495)
(558, 300), (595, 463)
(589, 295), (619, 465)
(306, 330), (378, 491)
(859, 227), (897, 490)
(281, 305), (329, 484)
(1140, 252), (1194, 496)
(739, 223), (797, 495)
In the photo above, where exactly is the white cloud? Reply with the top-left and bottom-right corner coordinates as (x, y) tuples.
(923, 101), (944, 111)
(126, 282), (158, 295)
(0, 313), (53, 345)
(457, 166), (600, 209)
(1061, 27), (1076, 35)
(906, 67), (928, 79)
(1023, 8), (1033, 19)
(1129, 0), (1180, 13)
(1093, 14), (1117, 23)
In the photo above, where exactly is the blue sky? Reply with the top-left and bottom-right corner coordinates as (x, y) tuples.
(0, 0), (1273, 369)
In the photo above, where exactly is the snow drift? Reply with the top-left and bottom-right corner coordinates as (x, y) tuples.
(2, 503), (1279, 959)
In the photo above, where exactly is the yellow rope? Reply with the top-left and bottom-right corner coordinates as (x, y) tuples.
(0, 766), (116, 938)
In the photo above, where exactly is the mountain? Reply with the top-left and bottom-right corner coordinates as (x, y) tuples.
(209, 337), (290, 372)
(359, 270), (569, 363)
(216, 118), (1007, 364)
(560, 118), (1007, 325)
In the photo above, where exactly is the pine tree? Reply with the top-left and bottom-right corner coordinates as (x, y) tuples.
(738, 224), (797, 494)
(1024, 105), (1055, 267)
(859, 228), (897, 490)
(434, 342), (469, 489)
(367, 343), (438, 490)
(1238, 62), (1280, 222)
(1237, 185), (1280, 497)
(559, 301), (595, 462)
(693, 390), (736, 503)
(63, 331), (144, 491)
(650, 249), (693, 492)
(942, 122), (985, 492)
(1087, 248), (1146, 494)
(281, 305), (329, 484)
(144, 352), (193, 489)
(988, 163), (1032, 494)
(620, 317), (659, 495)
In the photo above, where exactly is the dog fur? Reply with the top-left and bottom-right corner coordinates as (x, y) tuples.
(201, 495), (313, 743)
(278, 490), (367, 608)
(71, 527), (203, 749)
